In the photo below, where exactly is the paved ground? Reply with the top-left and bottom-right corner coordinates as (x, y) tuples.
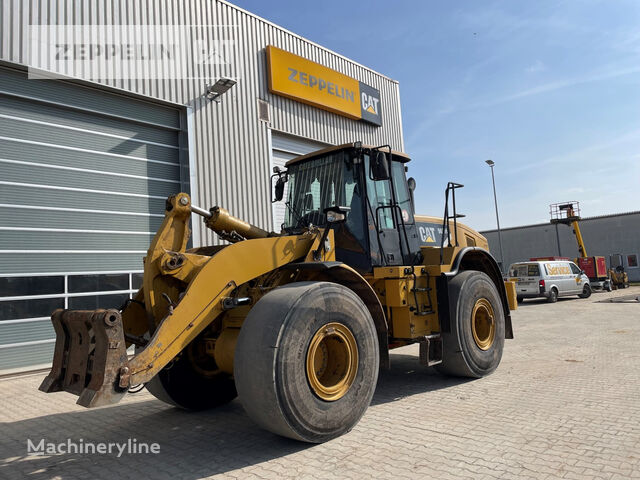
(1, 287), (639, 480)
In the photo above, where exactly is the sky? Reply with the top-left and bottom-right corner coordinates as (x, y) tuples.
(233, 0), (640, 231)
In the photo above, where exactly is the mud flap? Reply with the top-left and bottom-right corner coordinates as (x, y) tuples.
(39, 309), (129, 408)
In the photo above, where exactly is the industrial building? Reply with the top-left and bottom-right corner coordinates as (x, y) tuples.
(0, 0), (404, 372)
(481, 211), (640, 282)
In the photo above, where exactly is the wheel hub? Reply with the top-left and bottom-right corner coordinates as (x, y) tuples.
(186, 337), (221, 377)
(306, 322), (358, 401)
(471, 298), (496, 351)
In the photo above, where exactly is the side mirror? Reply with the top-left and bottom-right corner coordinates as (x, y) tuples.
(407, 176), (416, 211)
(371, 150), (390, 181)
(271, 170), (288, 203)
(323, 206), (351, 224)
(274, 177), (285, 202)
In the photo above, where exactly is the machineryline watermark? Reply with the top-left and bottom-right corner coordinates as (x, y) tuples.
(27, 438), (160, 457)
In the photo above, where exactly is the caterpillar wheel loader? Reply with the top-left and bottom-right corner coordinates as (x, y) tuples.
(609, 254), (629, 290)
(40, 142), (515, 443)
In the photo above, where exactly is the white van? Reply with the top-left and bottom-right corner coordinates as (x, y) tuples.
(508, 259), (591, 303)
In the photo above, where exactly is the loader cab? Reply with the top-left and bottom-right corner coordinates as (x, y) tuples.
(281, 143), (421, 273)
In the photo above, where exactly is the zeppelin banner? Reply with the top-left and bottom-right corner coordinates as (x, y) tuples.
(266, 45), (382, 126)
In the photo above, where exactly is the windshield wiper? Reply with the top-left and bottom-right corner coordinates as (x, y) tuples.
(285, 201), (308, 228)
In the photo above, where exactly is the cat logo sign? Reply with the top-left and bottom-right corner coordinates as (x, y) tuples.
(364, 99), (377, 114)
(267, 46), (382, 126)
(416, 221), (448, 246)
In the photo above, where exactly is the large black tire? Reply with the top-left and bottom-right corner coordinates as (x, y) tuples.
(435, 271), (505, 378)
(234, 281), (379, 443)
(144, 334), (237, 410)
(579, 284), (592, 298)
(547, 287), (558, 303)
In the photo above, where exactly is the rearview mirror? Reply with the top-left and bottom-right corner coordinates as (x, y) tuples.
(371, 150), (390, 181)
(323, 206), (351, 224)
(271, 171), (288, 203)
(407, 176), (416, 211)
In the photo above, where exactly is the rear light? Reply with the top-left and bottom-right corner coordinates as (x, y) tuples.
(539, 279), (546, 293)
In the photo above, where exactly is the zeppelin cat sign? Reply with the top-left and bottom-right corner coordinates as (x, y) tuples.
(266, 45), (382, 126)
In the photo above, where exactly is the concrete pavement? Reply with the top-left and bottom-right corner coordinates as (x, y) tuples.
(1, 287), (639, 479)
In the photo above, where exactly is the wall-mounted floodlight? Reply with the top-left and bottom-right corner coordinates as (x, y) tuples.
(205, 78), (237, 102)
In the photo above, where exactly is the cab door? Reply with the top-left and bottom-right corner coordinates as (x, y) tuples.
(362, 154), (420, 266)
(569, 262), (584, 293)
(364, 158), (402, 265)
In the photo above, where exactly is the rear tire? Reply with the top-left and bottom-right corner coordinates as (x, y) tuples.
(605, 281), (613, 292)
(435, 271), (505, 378)
(579, 284), (591, 298)
(234, 281), (379, 443)
(517, 296), (523, 304)
(547, 288), (558, 303)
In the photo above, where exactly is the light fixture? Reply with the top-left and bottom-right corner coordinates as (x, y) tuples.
(485, 159), (504, 272)
(205, 78), (237, 102)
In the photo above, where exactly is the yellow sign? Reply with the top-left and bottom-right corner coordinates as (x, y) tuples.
(266, 46), (382, 126)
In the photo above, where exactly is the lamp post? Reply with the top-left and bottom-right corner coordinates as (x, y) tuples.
(485, 160), (505, 273)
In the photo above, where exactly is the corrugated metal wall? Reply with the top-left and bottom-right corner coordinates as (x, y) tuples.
(0, 0), (404, 242)
(0, 64), (186, 372)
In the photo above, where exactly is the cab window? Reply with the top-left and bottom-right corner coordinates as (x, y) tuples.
(364, 155), (394, 229)
(511, 264), (539, 277)
(570, 263), (581, 275)
(364, 155), (414, 229)
(391, 161), (414, 224)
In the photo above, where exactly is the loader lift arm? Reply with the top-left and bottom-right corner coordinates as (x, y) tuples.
(41, 193), (315, 406)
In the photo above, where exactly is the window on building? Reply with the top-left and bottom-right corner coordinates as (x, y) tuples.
(627, 254), (638, 268)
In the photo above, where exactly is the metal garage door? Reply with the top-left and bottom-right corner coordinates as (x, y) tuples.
(0, 66), (188, 374)
(271, 132), (328, 231)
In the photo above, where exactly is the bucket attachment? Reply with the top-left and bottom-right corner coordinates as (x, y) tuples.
(39, 309), (129, 408)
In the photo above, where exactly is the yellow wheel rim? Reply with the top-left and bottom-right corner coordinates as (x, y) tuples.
(306, 322), (358, 401)
(471, 298), (496, 351)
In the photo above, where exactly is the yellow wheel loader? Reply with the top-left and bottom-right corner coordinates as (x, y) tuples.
(40, 143), (515, 443)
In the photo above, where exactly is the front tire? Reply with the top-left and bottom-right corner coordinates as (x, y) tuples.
(435, 271), (505, 378)
(234, 282), (379, 443)
(579, 284), (591, 298)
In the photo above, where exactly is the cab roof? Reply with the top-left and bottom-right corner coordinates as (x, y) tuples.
(284, 142), (411, 167)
